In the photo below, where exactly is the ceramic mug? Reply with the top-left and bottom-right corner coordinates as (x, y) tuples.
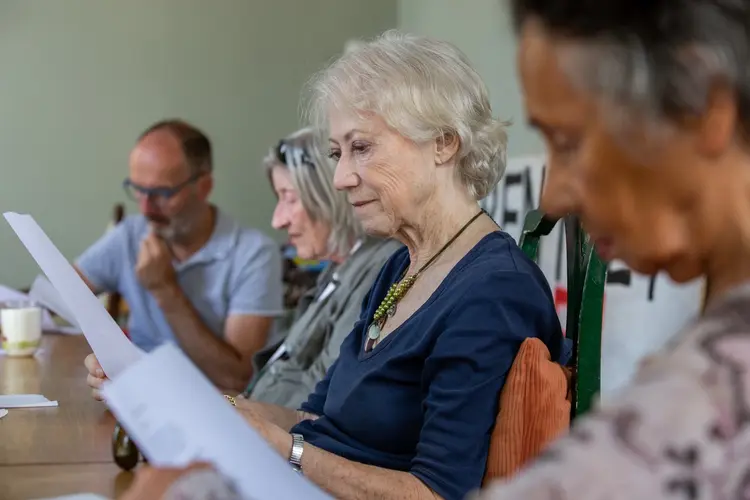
(0, 300), (42, 357)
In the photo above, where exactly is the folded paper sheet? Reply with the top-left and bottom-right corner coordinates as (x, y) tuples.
(3, 212), (143, 378)
(102, 343), (332, 500)
(29, 274), (80, 330)
(0, 394), (58, 408)
(0, 409), (7, 419)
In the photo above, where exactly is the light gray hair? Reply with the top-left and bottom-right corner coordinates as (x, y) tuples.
(305, 29), (509, 200)
(263, 127), (363, 257)
(511, 1), (750, 141)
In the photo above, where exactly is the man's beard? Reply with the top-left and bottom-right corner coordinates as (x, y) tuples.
(148, 207), (200, 244)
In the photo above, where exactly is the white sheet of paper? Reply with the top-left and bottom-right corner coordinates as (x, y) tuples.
(102, 343), (332, 500)
(0, 283), (57, 330)
(3, 212), (143, 378)
(0, 394), (58, 408)
(29, 274), (80, 330)
(54, 325), (83, 335)
(0, 409), (8, 419)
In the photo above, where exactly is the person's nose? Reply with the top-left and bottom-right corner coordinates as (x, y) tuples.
(539, 165), (582, 220)
(333, 156), (359, 192)
(271, 202), (290, 231)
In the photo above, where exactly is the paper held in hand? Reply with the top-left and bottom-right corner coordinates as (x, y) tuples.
(102, 343), (332, 500)
(3, 212), (143, 378)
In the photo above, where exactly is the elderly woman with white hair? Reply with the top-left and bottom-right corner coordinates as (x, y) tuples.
(120, 30), (563, 500)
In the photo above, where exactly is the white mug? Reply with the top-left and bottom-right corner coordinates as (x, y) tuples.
(1, 301), (42, 357)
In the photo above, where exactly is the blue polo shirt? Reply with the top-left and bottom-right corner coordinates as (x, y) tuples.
(291, 231), (563, 500)
(75, 209), (284, 352)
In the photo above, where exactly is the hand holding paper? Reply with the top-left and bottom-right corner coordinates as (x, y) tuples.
(103, 344), (331, 500)
(3, 212), (143, 378)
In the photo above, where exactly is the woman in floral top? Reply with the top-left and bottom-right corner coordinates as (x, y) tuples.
(478, 0), (750, 498)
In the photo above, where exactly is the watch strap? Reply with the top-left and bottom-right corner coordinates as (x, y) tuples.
(289, 433), (304, 472)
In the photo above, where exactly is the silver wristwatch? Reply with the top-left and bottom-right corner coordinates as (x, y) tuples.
(289, 433), (305, 473)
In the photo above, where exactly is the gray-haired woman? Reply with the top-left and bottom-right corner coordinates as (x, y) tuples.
(475, 0), (750, 498)
(245, 127), (400, 408)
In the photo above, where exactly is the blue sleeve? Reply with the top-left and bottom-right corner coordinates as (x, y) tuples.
(228, 236), (284, 317)
(75, 222), (130, 293)
(410, 270), (560, 500)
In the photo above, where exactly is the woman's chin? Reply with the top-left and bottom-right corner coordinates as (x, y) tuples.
(624, 254), (703, 285)
(359, 217), (394, 239)
(662, 261), (705, 285)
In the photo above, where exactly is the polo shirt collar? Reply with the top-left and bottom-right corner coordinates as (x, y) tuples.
(176, 207), (239, 270)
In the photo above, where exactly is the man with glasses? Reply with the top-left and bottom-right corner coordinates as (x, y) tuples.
(76, 119), (283, 392)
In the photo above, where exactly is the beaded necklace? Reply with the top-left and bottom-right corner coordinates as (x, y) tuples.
(365, 209), (485, 351)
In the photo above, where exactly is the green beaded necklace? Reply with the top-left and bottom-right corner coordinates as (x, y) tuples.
(365, 209), (485, 351)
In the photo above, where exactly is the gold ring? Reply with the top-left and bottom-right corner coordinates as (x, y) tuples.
(224, 395), (236, 407)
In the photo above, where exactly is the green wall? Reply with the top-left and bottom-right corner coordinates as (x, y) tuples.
(398, 0), (543, 157)
(0, 0), (397, 288)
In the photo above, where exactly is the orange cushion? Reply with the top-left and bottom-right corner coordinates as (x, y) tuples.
(483, 337), (571, 482)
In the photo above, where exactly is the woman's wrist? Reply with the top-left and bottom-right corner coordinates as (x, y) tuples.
(271, 427), (295, 457)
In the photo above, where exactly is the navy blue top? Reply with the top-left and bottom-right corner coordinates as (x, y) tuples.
(291, 231), (563, 500)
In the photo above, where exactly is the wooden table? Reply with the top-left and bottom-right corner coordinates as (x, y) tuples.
(0, 333), (134, 499)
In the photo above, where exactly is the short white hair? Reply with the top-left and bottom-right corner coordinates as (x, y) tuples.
(305, 30), (509, 200)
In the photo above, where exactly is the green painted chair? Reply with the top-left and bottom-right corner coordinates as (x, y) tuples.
(518, 209), (607, 418)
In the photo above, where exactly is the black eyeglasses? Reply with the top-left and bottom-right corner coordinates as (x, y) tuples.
(122, 172), (205, 206)
(276, 140), (315, 169)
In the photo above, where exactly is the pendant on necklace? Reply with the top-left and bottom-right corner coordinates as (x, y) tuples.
(367, 322), (381, 341)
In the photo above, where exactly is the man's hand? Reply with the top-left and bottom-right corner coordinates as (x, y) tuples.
(84, 353), (109, 401)
(136, 232), (177, 292)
